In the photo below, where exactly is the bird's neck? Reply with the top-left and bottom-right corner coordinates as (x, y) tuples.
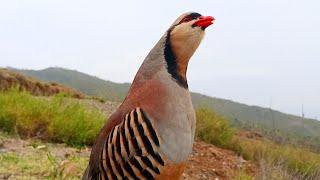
(164, 30), (201, 89)
(131, 30), (199, 90)
(164, 32), (188, 89)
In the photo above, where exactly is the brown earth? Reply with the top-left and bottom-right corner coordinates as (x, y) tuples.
(0, 135), (256, 180)
(183, 141), (256, 180)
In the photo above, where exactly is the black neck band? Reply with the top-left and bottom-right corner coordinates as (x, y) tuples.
(164, 29), (188, 89)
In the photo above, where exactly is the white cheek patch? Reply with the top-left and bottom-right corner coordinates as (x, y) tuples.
(170, 22), (205, 59)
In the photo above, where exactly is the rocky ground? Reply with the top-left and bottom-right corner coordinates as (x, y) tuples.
(184, 141), (256, 180)
(0, 134), (256, 180)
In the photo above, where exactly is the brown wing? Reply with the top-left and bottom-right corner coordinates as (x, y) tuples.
(95, 107), (165, 180)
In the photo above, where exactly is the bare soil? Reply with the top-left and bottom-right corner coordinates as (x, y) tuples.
(184, 141), (256, 180)
(0, 135), (256, 180)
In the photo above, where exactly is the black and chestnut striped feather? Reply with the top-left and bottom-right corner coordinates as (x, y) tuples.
(99, 107), (165, 180)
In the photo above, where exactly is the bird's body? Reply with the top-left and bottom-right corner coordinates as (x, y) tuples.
(83, 12), (214, 180)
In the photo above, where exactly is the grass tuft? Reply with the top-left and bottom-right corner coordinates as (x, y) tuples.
(196, 107), (234, 147)
(0, 89), (106, 147)
(231, 137), (320, 179)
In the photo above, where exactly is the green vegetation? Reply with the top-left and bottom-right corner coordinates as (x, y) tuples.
(232, 137), (320, 179)
(0, 137), (87, 179)
(255, 158), (319, 180)
(13, 67), (130, 101)
(1, 68), (320, 179)
(196, 108), (234, 147)
(13, 67), (320, 151)
(0, 68), (84, 98)
(191, 93), (320, 152)
(233, 170), (254, 180)
(195, 108), (320, 179)
(0, 89), (106, 146)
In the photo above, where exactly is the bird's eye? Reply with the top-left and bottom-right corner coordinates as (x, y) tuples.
(180, 16), (192, 23)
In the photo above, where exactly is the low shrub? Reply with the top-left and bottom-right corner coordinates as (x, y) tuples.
(195, 107), (234, 147)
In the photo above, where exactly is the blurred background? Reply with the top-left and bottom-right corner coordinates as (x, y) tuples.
(0, 0), (319, 119)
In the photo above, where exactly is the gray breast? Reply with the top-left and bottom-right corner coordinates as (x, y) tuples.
(154, 69), (196, 163)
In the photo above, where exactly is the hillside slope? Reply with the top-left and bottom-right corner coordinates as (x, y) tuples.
(10, 67), (130, 101)
(0, 68), (84, 98)
(11, 67), (320, 143)
(1, 69), (319, 179)
(191, 93), (320, 141)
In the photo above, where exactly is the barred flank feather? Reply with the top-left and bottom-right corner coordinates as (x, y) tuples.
(99, 108), (164, 180)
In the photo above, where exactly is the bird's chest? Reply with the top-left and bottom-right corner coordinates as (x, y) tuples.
(155, 88), (196, 163)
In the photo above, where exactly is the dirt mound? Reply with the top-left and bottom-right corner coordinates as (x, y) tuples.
(184, 141), (256, 180)
(0, 68), (84, 98)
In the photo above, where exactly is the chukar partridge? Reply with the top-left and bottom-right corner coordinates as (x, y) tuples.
(83, 12), (214, 180)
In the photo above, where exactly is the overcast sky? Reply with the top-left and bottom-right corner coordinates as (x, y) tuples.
(0, 0), (319, 119)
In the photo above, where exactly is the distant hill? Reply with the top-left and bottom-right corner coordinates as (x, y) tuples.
(10, 67), (130, 101)
(11, 67), (320, 144)
(191, 93), (320, 141)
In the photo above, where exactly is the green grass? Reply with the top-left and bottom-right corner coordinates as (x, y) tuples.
(0, 132), (88, 179)
(195, 108), (320, 179)
(230, 137), (320, 179)
(1, 90), (319, 179)
(196, 108), (234, 147)
(233, 170), (254, 180)
(0, 89), (106, 147)
(13, 67), (320, 152)
(0, 147), (87, 179)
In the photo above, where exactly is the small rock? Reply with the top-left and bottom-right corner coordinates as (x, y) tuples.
(0, 148), (7, 153)
(36, 145), (46, 149)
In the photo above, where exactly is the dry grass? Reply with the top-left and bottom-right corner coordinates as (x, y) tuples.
(195, 108), (320, 179)
(230, 136), (320, 179)
(256, 158), (320, 180)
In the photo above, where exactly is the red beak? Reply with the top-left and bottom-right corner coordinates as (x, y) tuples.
(193, 16), (215, 29)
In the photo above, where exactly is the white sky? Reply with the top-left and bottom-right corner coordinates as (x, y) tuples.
(0, 0), (319, 119)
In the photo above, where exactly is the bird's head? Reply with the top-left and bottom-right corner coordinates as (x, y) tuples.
(168, 12), (214, 62)
(164, 12), (214, 88)
(170, 12), (214, 37)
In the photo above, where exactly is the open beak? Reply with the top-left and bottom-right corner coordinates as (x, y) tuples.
(193, 16), (215, 29)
